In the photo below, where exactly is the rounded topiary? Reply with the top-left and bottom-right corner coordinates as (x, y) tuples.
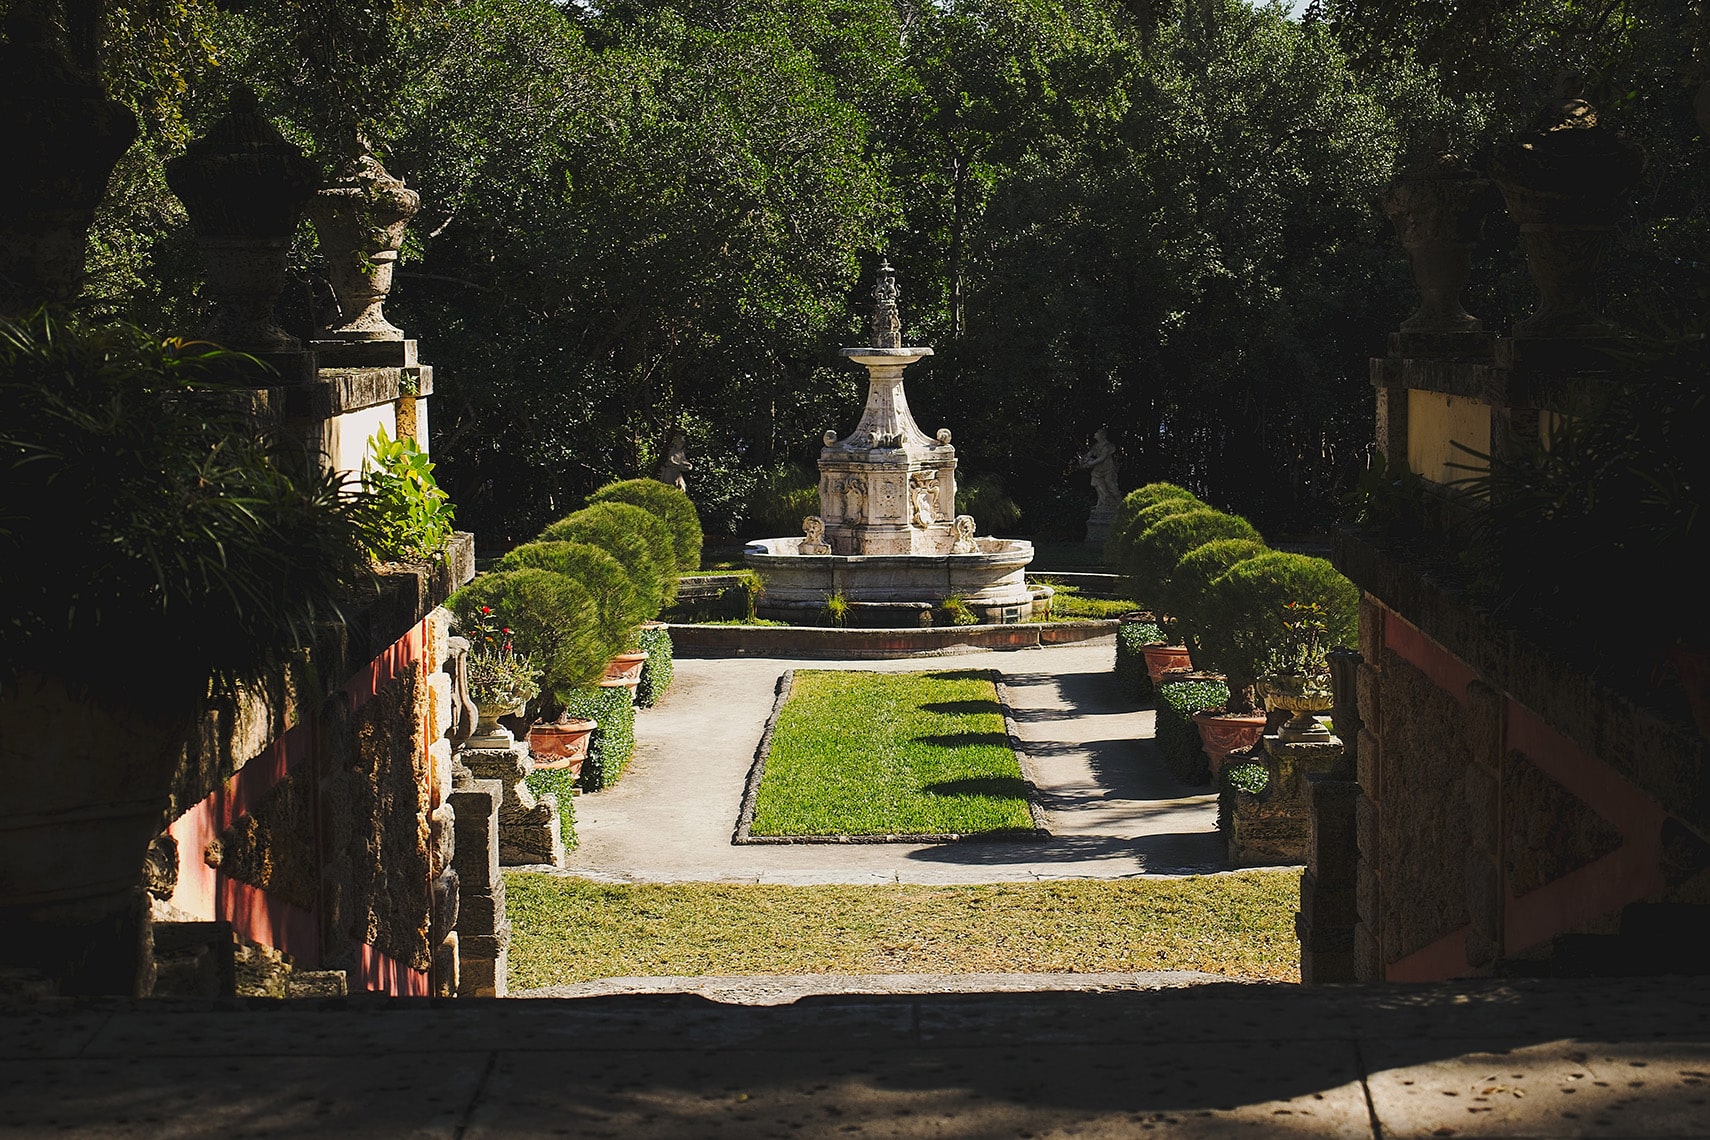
(497, 540), (644, 653)
(1104, 483), (1202, 567)
(1197, 552), (1358, 712)
(588, 478), (702, 574)
(449, 569), (608, 710)
(1125, 509), (1261, 611)
(541, 502), (677, 617)
(1165, 537), (1272, 645)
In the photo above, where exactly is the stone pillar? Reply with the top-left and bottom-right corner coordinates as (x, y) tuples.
(1489, 84), (1643, 341)
(1353, 594), (1386, 981)
(460, 744), (566, 868)
(1298, 774), (1360, 983)
(165, 85), (320, 373)
(448, 778), (508, 997)
(0, 4), (137, 314)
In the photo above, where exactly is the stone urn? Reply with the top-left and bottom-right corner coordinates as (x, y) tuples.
(1489, 86), (1644, 338)
(1257, 673), (1334, 741)
(0, 6), (138, 314)
(165, 85), (321, 353)
(1192, 710), (1268, 779)
(600, 650), (649, 697)
(469, 700), (526, 750)
(305, 140), (420, 341)
(1141, 644), (1194, 683)
(528, 718), (597, 780)
(1382, 144), (1494, 334)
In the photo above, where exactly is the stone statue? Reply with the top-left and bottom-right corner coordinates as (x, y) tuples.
(799, 516), (831, 555)
(910, 471), (937, 529)
(1078, 428), (1119, 511)
(870, 259), (902, 349)
(655, 431), (692, 491)
(951, 515), (978, 554)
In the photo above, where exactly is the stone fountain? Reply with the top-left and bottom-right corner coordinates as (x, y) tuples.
(744, 262), (1036, 625)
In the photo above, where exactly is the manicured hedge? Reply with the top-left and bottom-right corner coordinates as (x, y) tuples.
(541, 503), (673, 617)
(1104, 483), (1202, 566)
(497, 540), (642, 654)
(1166, 537), (1270, 651)
(635, 624), (674, 708)
(523, 765), (579, 850)
(1124, 509), (1261, 608)
(1154, 675), (1229, 786)
(558, 685), (638, 792)
(448, 569), (606, 708)
(589, 478), (703, 574)
(1114, 620), (1166, 701)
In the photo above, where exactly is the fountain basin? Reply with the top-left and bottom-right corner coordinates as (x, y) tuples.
(744, 537), (1036, 625)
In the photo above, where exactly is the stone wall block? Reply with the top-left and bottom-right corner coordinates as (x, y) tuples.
(1356, 663), (1382, 740)
(1465, 848), (1502, 942)
(1306, 775), (1360, 888)
(428, 739), (453, 811)
(1358, 595), (1385, 665)
(1465, 680), (1504, 773)
(1356, 793), (1380, 861)
(448, 781), (501, 891)
(1357, 730), (1382, 800)
(428, 671), (453, 743)
(1354, 921), (1382, 981)
(459, 947), (507, 998)
(1464, 763), (1499, 854)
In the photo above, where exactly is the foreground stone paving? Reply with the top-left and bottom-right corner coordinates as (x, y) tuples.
(566, 638), (1226, 884)
(2, 976), (1707, 1137)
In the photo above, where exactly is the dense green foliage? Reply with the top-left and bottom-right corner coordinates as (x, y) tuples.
(0, 311), (374, 711)
(588, 478), (703, 574)
(634, 623), (674, 708)
(1154, 674), (1230, 785)
(540, 504), (670, 619)
(1114, 619), (1167, 700)
(497, 540), (643, 653)
(523, 764), (579, 849)
(1197, 551), (1357, 709)
(448, 569), (607, 708)
(1164, 537), (1270, 643)
(558, 684), (638, 792)
(1104, 483), (1203, 565)
(361, 426), (455, 562)
(750, 670), (1037, 837)
(1122, 508), (1260, 608)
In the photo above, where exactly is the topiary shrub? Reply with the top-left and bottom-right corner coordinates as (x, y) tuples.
(1165, 538), (1272, 653)
(448, 570), (608, 715)
(1115, 620), (1166, 701)
(498, 540), (644, 653)
(589, 477), (703, 574)
(1104, 483), (1202, 567)
(1154, 674), (1229, 785)
(558, 685), (638, 792)
(523, 765), (578, 850)
(635, 624), (674, 708)
(1197, 552), (1358, 713)
(1124, 509), (1261, 617)
(541, 503), (672, 618)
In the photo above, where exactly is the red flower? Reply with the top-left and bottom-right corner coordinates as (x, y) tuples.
(480, 605), (492, 614)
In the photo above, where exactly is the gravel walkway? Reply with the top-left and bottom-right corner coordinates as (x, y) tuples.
(560, 636), (1227, 883)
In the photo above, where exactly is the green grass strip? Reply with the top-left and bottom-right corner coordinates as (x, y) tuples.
(506, 873), (1303, 987)
(748, 669), (1035, 837)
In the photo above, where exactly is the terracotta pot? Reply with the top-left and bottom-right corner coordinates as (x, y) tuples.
(528, 718), (597, 780)
(1141, 644), (1193, 683)
(600, 650), (648, 696)
(1192, 710), (1267, 779)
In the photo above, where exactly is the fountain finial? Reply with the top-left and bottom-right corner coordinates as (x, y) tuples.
(870, 259), (902, 349)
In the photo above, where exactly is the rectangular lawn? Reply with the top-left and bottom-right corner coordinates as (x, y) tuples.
(747, 669), (1037, 838)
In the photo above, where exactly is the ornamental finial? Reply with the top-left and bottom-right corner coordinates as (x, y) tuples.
(870, 259), (901, 349)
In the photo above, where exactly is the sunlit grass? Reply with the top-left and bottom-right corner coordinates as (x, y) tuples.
(506, 872), (1304, 988)
(749, 670), (1035, 837)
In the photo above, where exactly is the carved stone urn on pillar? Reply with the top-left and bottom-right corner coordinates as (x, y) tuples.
(1381, 143), (1494, 346)
(1489, 85), (1644, 338)
(166, 86), (321, 356)
(305, 139), (420, 341)
(0, 5), (138, 314)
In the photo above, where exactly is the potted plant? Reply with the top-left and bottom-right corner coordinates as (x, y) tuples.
(1256, 601), (1335, 741)
(1129, 509), (1263, 683)
(460, 605), (543, 749)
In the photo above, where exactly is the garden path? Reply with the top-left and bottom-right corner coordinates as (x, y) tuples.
(559, 636), (1228, 884)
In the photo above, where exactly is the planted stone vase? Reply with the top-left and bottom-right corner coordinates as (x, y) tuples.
(469, 699), (525, 750)
(600, 650), (648, 697)
(165, 86), (320, 353)
(0, 674), (192, 995)
(528, 718), (596, 780)
(1142, 644), (1194, 683)
(305, 144), (420, 340)
(1489, 92), (1644, 338)
(1382, 149), (1493, 334)
(1192, 710), (1267, 779)
(1258, 674), (1334, 742)
(0, 12), (137, 313)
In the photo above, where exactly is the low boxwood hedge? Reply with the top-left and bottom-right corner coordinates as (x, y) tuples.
(1114, 621), (1166, 701)
(1154, 675), (1229, 786)
(558, 685), (638, 792)
(635, 625), (674, 708)
(523, 764), (579, 850)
